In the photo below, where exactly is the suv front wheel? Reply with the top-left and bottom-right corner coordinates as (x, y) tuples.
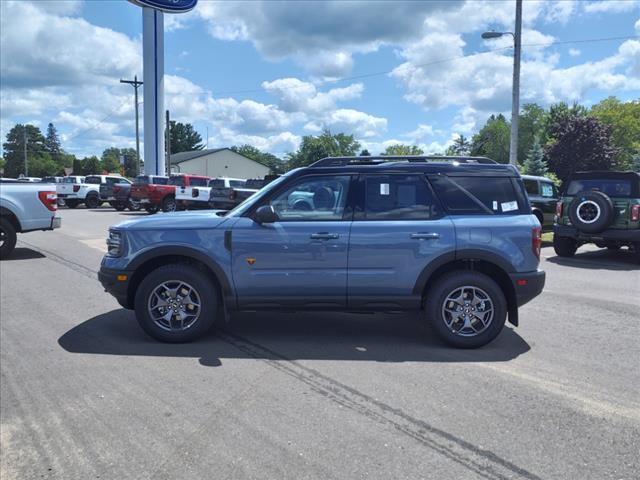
(134, 263), (218, 342)
(425, 271), (507, 348)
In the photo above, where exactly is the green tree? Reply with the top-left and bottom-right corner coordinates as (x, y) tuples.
(451, 134), (470, 155)
(2, 124), (47, 177)
(44, 123), (62, 158)
(0, 157), (5, 173)
(518, 103), (547, 161)
(101, 147), (122, 174)
(470, 114), (511, 164)
(359, 149), (371, 156)
(230, 144), (285, 174)
(546, 115), (618, 183)
(72, 157), (84, 175)
(590, 97), (640, 171)
(522, 140), (547, 176)
(286, 129), (360, 169)
(382, 144), (424, 156)
(631, 150), (640, 172)
(82, 156), (102, 174)
(169, 121), (203, 154)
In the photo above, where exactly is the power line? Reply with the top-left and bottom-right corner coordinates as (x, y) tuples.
(211, 34), (640, 95)
(64, 98), (131, 144)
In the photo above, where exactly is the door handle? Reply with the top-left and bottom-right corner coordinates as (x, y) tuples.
(410, 232), (440, 240)
(310, 232), (339, 240)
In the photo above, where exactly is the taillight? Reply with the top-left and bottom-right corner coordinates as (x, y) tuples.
(632, 204), (640, 222)
(38, 191), (57, 211)
(73, 185), (80, 192)
(555, 201), (563, 217)
(532, 226), (542, 259)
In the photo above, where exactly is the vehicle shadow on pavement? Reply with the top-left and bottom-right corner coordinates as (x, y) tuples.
(58, 309), (531, 367)
(547, 248), (639, 271)
(3, 247), (46, 261)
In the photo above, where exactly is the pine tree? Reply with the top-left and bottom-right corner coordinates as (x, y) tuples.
(44, 123), (62, 157)
(523, 140), (547, 176)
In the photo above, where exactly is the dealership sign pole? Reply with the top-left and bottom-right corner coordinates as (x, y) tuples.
(128, 0), (197, 176)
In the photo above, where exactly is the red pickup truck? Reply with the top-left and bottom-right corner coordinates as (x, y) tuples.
(130, 174), (210, 213)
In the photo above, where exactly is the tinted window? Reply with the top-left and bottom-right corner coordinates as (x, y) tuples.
(430, 176), (523, 215)
(230, 180), (246, 188)
(210, 179), (225, 188)
(153, 176), (168, 185)
(268, 175), (351, 221)
(190, 178), (208, 187)
(567, 179), (632, 197)
(524, 179), (538, 195)
(246, 179), (264, 189)
(169, 176), (185, 187)
(85, 176), (102, 184)
(364, 175), (437, 220)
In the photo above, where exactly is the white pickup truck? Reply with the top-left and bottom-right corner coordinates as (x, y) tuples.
(176, 177), (246, 210)
(0, 181), (61, 258)
(57, 174), (127, 209)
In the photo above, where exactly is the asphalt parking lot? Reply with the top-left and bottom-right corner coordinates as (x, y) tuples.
(1, 207), (639, 480)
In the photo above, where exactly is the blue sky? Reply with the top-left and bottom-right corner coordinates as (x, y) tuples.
(1, 0), (639, 159)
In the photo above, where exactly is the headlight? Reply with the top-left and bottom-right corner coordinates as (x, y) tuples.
(106, 230), (124, 256)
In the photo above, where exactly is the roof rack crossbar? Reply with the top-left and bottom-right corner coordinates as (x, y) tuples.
(309, 155), (496, 168)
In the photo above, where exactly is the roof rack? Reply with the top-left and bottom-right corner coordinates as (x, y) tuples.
(309, 155), (497, 168)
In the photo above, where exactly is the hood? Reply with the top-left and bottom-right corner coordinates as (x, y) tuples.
(113, 210), (230, 231)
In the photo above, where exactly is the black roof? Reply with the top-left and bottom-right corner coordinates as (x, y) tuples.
(304, 155), (519, 177)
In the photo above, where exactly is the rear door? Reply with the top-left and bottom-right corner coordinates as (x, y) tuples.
(347, 174), (455, 310)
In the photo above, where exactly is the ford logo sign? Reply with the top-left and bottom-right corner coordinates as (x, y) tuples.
(129, 0), (197, 13)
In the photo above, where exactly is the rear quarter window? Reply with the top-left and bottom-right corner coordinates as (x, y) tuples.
(85, 176), (102, 184)
(567, 179), (632, 197)
(430, 176), (526, 215)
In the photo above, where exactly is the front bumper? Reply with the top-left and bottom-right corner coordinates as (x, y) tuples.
(509, 270), (545, 307)
(98, 266), (133, 309)
(554, 225), (640, 242)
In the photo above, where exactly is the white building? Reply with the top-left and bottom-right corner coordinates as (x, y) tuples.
(169, 148), (270, 179)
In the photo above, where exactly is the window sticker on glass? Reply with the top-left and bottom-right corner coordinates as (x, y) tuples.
(380, 183), (390, 195)
(541, 183), (554, 197)
(501, 201), (518, 212)
(492, 201), (498, 210)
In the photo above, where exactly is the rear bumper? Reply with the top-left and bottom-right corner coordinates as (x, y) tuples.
(554, 225), (640, 242)
(98, 266), (133, 309)
(509, 270), (545, 307)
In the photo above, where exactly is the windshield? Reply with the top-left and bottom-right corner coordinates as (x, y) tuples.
(225, 173), (291, 217)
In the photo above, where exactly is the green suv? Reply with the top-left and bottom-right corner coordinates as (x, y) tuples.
(553, 171), (640, 260)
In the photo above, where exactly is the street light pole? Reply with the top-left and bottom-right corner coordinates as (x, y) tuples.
(23, 125), (28, 176)
(481, 0), (522, 166)
(120, 76), (144, 175)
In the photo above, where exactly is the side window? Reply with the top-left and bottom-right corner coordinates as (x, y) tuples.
(363, 175), (437, 220)
(268, 175), (351, 221)
(190, 178), (208, 187)
(430, 176), (524, 215)
(230, 180), (246, 188)
(524, 179), (538, 195)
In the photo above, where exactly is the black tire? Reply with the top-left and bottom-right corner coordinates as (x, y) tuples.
(425, 271), (507, 349)
(162, 196), (176, 213)
(134, 263), (219, 342)
(568, 190), (614, 234)
(128, 199), (142, 211)
(65, 200), (79, 209)
(145, 205), (159, 214)
(85, 194), (100, 209)
(0, 217), (18, 259)
(114, 202), (127, 211)
(553, 235), (578, 257)
(108, 201), (117, 208)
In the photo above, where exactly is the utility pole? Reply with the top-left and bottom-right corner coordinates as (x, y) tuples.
(120, 76), (143, 175)
(23, 125), (28, 176)
(165, 110), (171, 175)
(510, 0), (522, 166)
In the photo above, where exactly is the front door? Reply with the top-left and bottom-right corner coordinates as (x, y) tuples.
(347, 174), (456, 310)
(231, 174), (353, 309)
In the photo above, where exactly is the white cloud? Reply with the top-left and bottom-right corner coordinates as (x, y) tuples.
(569, 48), (581, 57)
(583, 1), (640, 14)
(402, 124), (435, 141)
(635, 18), (640, 33)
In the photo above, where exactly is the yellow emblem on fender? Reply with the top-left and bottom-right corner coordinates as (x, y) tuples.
(246, 257), (256, 265)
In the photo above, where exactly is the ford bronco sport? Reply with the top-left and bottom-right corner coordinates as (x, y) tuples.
(553, 171), (640, 260)
(99, 156), (545, 348)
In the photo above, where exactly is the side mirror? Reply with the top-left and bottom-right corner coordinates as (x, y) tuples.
(255, 205), (278, 224)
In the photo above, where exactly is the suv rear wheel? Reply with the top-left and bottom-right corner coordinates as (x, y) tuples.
(134, 263), (218, 342)
(553, 235), (578, 257)
(0, 217), (17, 259)
(425, 271), (507, 348)
(85, 194), (101, 209)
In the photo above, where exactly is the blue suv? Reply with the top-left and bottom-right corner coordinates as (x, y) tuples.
(99, 156), (545, 348)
